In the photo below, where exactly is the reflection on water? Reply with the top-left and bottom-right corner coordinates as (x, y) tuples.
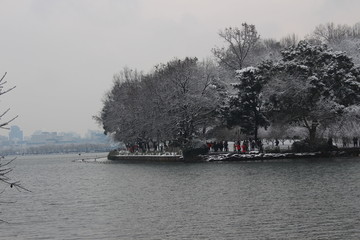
(1, 153), (360, 239)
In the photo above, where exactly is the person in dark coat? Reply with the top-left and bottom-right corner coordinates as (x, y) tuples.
(342, 137), (347, 147)
(250, 140), (256, 151)
(223, 141), (228, 152)
(218, 141), (224, 152)
(327, 138), (333, 150)
(256, 139), (263, 153)
(213, 141), (218, 152)
(353, 137), (358, 147)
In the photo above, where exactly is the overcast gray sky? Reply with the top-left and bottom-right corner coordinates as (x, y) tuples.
(0, 0), (359, 137)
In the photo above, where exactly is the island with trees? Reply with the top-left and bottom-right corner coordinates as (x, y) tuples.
(95, 22), (360, 162)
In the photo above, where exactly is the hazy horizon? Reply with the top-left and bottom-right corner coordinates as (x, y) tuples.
(1, 0), (359, 136)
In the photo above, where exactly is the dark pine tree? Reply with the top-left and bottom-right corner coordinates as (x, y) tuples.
(224, 62), (271, 141)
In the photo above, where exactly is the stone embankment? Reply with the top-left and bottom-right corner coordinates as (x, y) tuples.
(107, 148), (360, 162)
(108, 154), (182, 162)
(202, 148), (360, 162)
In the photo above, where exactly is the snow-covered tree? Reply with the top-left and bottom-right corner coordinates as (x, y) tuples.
(263, 41), (360, 144)
(96, 58), (223, 146)
(95, 68), (144, 143)
(331, 38), (360, 67)
(309, 22), (360, 67)
(151, 57), (222, 144)
(224, 63), (271, 141)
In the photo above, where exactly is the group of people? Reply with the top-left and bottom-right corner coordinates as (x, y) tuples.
(206, 139), (263, 153)
(342, 137), (359, 148)
(234, 139), (263, 153)
(126, 141), (166, 153)
(206, 141), (229, 152)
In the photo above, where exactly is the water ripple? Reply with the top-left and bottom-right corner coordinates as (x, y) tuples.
(1, 154), (360, 239)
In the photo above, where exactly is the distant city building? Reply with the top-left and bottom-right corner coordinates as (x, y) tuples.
(9, 125), (23, 143)
(30, 131), (58, 144)
(0, 128), (115, 154)
(2, 128), (110, 146)
(0, 135), (9, 145)
(57, 132), (81, 143)
(86, 130), (108, 143)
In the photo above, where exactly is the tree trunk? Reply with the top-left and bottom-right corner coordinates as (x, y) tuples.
(303, 118), (318, 146)
(254, 108), (258, 141)
(254, 124), (258, 142)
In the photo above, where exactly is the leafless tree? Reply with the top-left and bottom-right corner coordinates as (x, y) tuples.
(280, 33), (300, 48)
(212, 23), (260, 71)
(325, 105), (360, 139)
(312, 22), (352, 44)
(0, 73), (17, 129)
(0, 72), (28, 194)
(307, 22), (360, 67)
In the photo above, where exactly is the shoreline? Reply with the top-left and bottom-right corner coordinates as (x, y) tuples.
(202, 150), (360, 162)
(108, 154), (182, 162)
(108, 148), (360, 162)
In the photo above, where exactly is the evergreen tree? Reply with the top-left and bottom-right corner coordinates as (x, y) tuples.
(263, 41), (360, 144)
(224, 62), (271, 140)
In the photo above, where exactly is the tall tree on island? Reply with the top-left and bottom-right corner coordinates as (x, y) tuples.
(223, 62), (271, 141)
(95, 68), (145, 144)
(144, 57), (222, 145)
(212, 23), (260, 71)
(96, 58), (222, 147)
(213, 23), (277, 141)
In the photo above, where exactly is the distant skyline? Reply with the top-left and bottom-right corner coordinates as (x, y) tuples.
(0, 125), (100, 138)
(0, 0), (359, 136)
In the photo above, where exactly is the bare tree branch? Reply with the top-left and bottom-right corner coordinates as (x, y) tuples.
(212, 23), (260, 71)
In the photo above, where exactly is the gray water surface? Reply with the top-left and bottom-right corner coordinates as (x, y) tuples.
(1, 154), (360, 239)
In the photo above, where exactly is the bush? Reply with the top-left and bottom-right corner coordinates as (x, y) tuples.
(108, 149), (119, 157)
(182, 139), (209, 160)
(264, 146), (281, 153)
(291, 138), (336, 152)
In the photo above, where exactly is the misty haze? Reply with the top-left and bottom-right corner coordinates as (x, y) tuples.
(1, 0), (360, 239)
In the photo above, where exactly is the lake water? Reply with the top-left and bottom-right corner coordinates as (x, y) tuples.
(1, 153), (360, 239)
